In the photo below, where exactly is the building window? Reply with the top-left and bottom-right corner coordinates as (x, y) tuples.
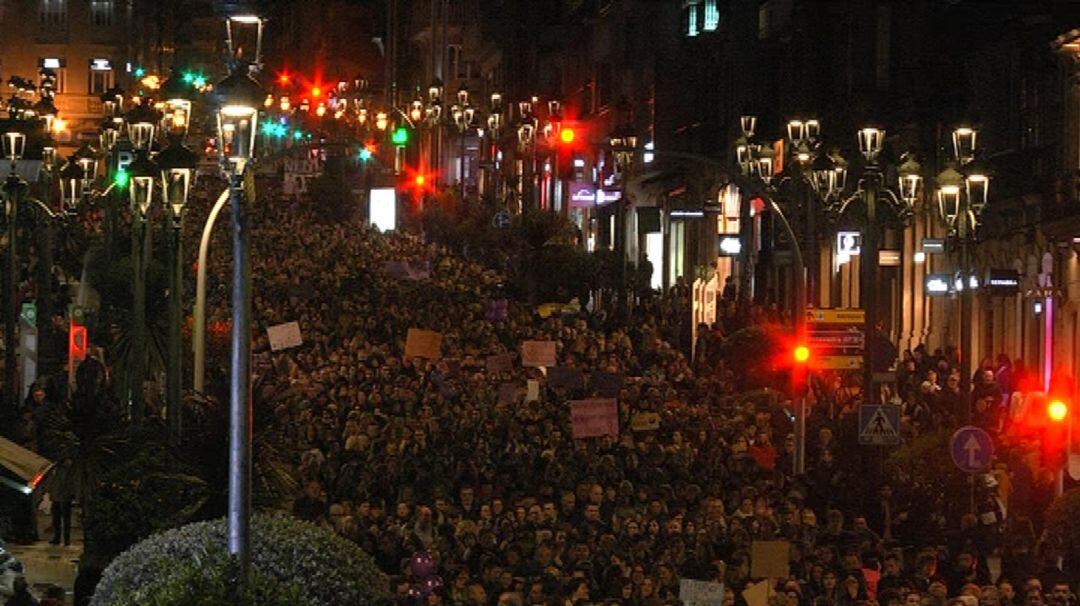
(39, 65), (66, 93)
(90, 0), (113, 26)
(703, 0), (719, 31)
(39, 0), (66, 27)
(447, 44), (462, 80)
(89, 66), (112, 94)
(683, 1), (701, 38)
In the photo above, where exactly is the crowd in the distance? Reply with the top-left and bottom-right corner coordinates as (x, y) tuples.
(196, 177), (1077, 606)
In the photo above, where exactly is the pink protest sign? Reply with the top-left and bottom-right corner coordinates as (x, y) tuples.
(570, 399), (619, 439)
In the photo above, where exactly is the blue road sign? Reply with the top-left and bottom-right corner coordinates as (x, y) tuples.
(492, 210), (511, 229)
(951, 426), (993, 473)
(859, 404), (900, 445)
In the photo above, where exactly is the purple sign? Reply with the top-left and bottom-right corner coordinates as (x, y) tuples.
(950, 426), (993, 473)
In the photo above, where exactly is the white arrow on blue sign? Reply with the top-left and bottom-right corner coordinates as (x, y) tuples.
(950, 425), (993, 473)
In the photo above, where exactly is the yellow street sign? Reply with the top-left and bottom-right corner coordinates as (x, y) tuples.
(818, 355), (863, 370)
(806, 309), (866, 324)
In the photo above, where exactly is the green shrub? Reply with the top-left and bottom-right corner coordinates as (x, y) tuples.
(105, 548), (303, 606)
(91, 514), (388, 606)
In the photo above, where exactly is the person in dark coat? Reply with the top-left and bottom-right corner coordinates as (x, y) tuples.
(5, 577), (38, 606)
(46, 457), (75, 546)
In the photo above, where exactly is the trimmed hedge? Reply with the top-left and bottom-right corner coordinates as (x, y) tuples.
(91, 514), (387, 606)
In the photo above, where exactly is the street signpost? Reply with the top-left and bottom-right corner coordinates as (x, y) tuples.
(859, 404), (900, 445)
(951, 426), (993, 473)
(806, 309), (865, 371)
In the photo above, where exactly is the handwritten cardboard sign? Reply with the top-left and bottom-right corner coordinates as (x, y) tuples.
(742, 580), (769, 606)
(526, 380), (540, 402)
(679, 579), (725, 606)
(405, 328), (443, 359)
(750, 540), (790, 579)
(521, 340), (556, 368)
(630, 411), (661, 432)
(548, 367), (585, 392)
(267, 321), (303, 351)
(570, 399), (619, 439)
(486, 353), (514, 374)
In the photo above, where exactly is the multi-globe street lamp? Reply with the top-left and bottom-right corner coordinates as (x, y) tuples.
(825, 126), (922, 407)
(158, 134), (197, 445)
(733, 115), (923, 470)
(2, 128), (29, 415)
(123, 100), (162, 422)
(158, 70), (198, 444)
(935, 126), (990, 422)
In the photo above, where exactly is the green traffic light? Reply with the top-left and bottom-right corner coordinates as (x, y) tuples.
(391, 127), (409, 146)
(292, 130), (303, 141)
(114, 169), (130, 188)
(181, 71), (195, 85)
(133, 67), (146, 78)
(192, 75), (207, 88)
(359, 148), (373, 161)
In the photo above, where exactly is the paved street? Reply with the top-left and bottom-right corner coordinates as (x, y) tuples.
(6, 508), (81, 597)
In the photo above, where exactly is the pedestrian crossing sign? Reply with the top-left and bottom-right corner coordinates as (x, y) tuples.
(859, 404), (900, 446)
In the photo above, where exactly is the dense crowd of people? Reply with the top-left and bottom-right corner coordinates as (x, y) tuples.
(3, 171), (1074, 605)
(192, 177), (1079, 606)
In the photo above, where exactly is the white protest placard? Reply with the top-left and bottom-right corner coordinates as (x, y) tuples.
(267, 321), (303, 351)
(526, 380), (540, 402)
(679, 579), (725, 606)
(521, 340), (556, 368)
(570, 399), (619, 439)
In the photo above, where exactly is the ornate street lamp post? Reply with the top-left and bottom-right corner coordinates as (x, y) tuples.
(123, 101), (161, 421)
(215, 11), (264, 580)
(158, 135), (197, 445)
(831, 126), (922, 407)
(935, 126), (989, 423)
(2, 128), (27, 416)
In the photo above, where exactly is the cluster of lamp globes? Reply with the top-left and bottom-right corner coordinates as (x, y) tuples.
(13, 14), (270, 228)
(734, 114), (991, 234)
(259, 74), (516, 152)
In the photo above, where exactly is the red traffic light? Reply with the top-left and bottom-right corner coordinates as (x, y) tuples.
(793, 345), (810, 364)
(277, 73), (291, 85)
(560, 128), (575, 144)
(69, 325), (88, 362)
(311, 86), (322, 98)
(415, 174), (426, 187)
(1048, 399), (1069, 422)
